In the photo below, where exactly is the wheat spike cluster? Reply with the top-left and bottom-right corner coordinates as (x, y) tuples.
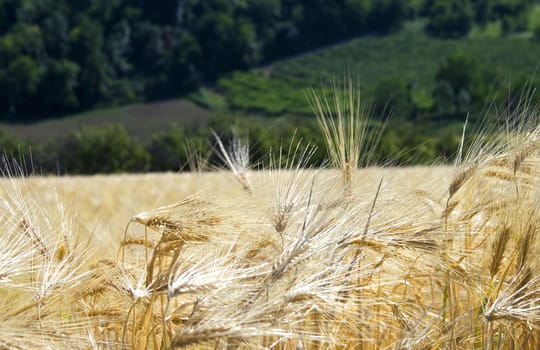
(2, 85), (540, 349)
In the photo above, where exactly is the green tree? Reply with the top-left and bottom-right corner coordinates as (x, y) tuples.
(105, 20), (136, 103)
(372, 79), (415, 120)
(426, 0), (474, 37)
(0, 23), (45, 65)
(0, 128), (25, 156)
(68, 16), (110, 107)
(432, 80), (456, 115)
(295, 0), (346, 46)
(492, 0), (532, 33)
(246, 0), (283, 42)
(164, 32), (202, 95)
(436, 53), (479, 95)
(473, 0), (495, 23)
(140, 0), (179, 25)
(148, 126), (188, 171)
(183, 0), (259, 77)
(466, 0), (535, 33)
(368, 0), (407, 33)
(433, 52), (495, 115)
(129, 21), (165, 76)
(501, 10), (529, 33)
(533, 23), (540, 41)
(58, 125), (151, 174)
(106, 20), (131, 75)
(87, 0), (125, 27)
(261, 2), (304, 58)
(0, 0), (20, 33)
(41, 11), (70, 58)
(13, 0), (70, 58)
(37, 59), (80, 112)
(148, 126), (210, 171)
(343, 0), (372, 34)
(0, 23), (48, 115)
(0, 55), (42, 114)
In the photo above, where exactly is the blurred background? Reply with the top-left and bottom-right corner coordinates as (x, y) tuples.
(0, 0), (539, 174)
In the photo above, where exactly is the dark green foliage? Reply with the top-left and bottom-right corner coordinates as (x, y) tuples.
(489, 75), (540, 116)
(139, 0), (179, 25)
(369, 0), (408, 33)
(0, 55), (42, 114)
(493, 0), (532, 33)
(57, 125), (151, 174)
(372, 79), (415, 120)
(183, 0), (259, 77)
(470, 0), (534, 33)
(433, 52), (496, 114)
(208, 113), (328, 168)
(68, 17), (110, 108)
(501, 10), (529, 33)
(0, 0), (19, 33)
(164, 33), (201, 92)
(533, 23), (540, 41)
(473, 0), (495, 23)
(128, 21), (165, 76)
(425, 0), (474, 37)
(148, 126), (209, 171)
(374, 120), (462, 164)
(37, 59), (80, 112)
(0, 23), (45, 66)
(0, 128), (24, 156)
(432, 80), (457, 115)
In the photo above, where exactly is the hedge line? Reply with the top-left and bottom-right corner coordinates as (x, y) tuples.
(0, 115), (465, 175)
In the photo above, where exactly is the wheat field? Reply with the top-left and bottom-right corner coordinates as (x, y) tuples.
(2, 87), (540, 349)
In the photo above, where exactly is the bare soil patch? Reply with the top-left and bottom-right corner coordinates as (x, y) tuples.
(1, 99), (210, 143)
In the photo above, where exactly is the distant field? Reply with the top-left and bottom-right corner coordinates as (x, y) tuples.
(12, 167), (450, 252)
(219, 31), (540, 114)
(272, 31), (540, 89)
(0, 99), (210, 144)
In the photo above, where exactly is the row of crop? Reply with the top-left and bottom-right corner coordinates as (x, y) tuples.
(216, 32), (540, 121)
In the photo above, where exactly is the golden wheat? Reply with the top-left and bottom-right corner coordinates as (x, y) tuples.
(2, 85), (540, 349)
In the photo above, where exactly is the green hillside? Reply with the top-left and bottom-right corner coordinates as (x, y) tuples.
(273, 32), (540, 89)
(217, 29), (540, 115)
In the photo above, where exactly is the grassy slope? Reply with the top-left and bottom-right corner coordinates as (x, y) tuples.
(273, 31), (540, 88)
(219, 29), (540, 114)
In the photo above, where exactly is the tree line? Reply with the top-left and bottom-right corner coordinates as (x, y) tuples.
(0, 118), (463, 175)
(0, 0), (536, 119)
